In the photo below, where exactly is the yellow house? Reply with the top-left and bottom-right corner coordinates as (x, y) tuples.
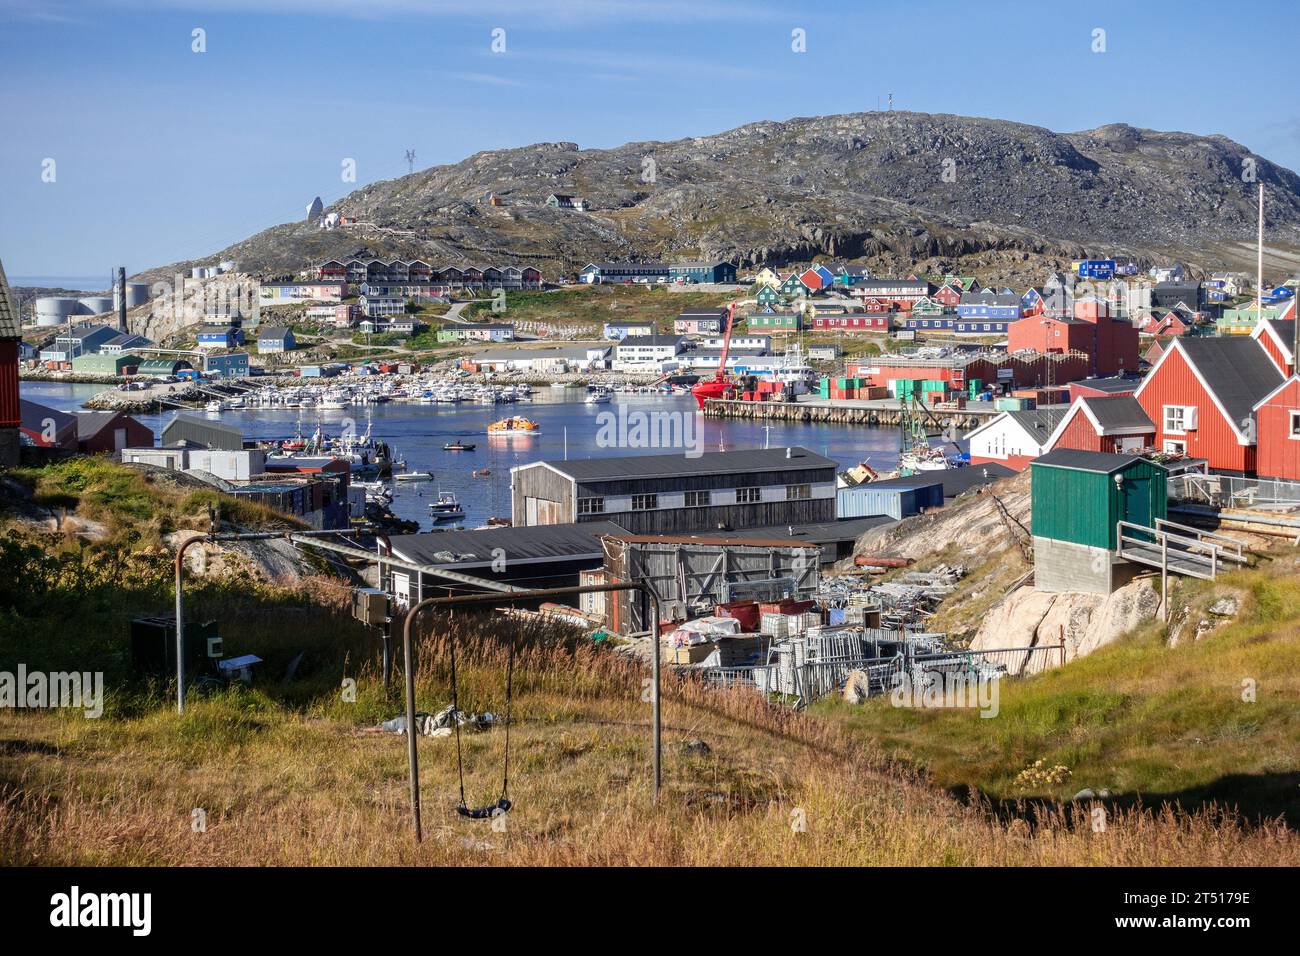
(755, 267), (782, 289)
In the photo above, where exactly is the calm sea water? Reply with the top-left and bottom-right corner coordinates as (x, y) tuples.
(22, 381), (914, 531)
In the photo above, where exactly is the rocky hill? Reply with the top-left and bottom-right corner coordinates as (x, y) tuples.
(145, 111), (1300, 284)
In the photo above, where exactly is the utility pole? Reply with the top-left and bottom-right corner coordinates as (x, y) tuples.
(405, 149), (417, 175)
(1257, 182), (1264, 325)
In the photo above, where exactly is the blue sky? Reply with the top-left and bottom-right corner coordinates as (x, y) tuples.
(1, 0), (1297, 277)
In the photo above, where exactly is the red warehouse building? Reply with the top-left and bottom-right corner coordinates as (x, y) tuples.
(1045, 396), (1154, 455)
(1006, 296), (1139, 377)
(1133, 337), (1284, 475)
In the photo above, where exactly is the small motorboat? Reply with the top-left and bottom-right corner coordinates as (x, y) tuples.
(429, 491), (466, 520)
(443, 441), (477, 451)
(394, 471), (434, 482)
(472, 468), (492, 477)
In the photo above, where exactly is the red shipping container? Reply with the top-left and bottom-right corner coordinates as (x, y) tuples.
(715, 601), (761, 631)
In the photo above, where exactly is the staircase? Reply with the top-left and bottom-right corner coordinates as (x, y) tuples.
(1115, 518), (1248, 581)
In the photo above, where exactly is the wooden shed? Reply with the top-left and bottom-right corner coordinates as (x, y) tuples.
(1031, 449), (1168, 594)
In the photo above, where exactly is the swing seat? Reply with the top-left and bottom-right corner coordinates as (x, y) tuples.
(457, 798), (511, 820)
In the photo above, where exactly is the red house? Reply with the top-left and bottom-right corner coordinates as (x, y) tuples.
(798, 268), (824, 291)
(1006, 297), (1138, 377)
(1250, 316), (1295, 377)
(812, 313), (889, 332)
(1045, 395), (1154, 455)
(1068, 376), (1139, 401)
(1254, 375), (1300, 480)
(933, 283), (963, 308)
(75, 410), (154, 455)
(1133, 337), (1284, 475)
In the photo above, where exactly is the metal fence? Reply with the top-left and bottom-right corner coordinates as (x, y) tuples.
(1169, 473), (1300, 510)
(698, 643), (1066, 706)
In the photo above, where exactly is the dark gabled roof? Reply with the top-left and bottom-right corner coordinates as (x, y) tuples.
(19, 399), (76, 433)
(1006, 408), (1069, 436)
(74, 410), (134, 439)
(258, 326), (292, 339)
(62, 323), (115, 341)
(959, 291), (1020, 307)
(388, 520), (626, 569)
(0, 258), (19, 339)
(528, 446), (837, 483)
(1080, 395), (1154, 431)
(1033, 449), (1149, 474)
(1175, 337), (1285, 427)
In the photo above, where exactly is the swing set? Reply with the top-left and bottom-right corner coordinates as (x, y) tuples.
(401, 580), (664, 841)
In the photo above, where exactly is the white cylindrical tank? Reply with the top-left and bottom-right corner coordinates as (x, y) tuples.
(35, 296), (81, 326)
(78, 296), (113, 314)
(219, 260), (237, 273)
(114, 283), (152, 310)
(190, 266), (206, 279)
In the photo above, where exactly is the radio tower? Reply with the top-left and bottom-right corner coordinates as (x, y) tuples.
(405, 149), (417, 174)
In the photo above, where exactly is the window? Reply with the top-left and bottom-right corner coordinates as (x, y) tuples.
(684, 490), (710, 508)
(577, 497), (604, 515)
(1164, 405), (1188, 434)
(1163, 440), (1187, 455)
(786, 484), (811, 500)
(631, 494), (657, 511)
(1291, 410), (1300, 439)
(735, 487), (761, 504)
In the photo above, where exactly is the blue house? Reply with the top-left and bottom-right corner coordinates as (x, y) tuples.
(812, 264), (835, 288)
(196, 325), (243, 349)
(669, 261), (737, 285)
(257, 326), (296, 354)
(203, 351), (250, 378)
(954, 318), (1011, 335)
(957, 290), (1023, 321)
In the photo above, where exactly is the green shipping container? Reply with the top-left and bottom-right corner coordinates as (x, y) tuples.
(1030, 451), (1168, 551)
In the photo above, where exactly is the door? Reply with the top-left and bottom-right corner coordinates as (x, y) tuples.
(114, 427), (128, 452)
(1122, 477), (1153, 543)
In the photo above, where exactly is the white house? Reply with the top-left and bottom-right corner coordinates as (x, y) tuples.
(612, 334), (685, 373)
(964, 408), (1063, 471)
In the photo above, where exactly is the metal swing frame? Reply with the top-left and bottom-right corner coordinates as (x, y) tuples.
(401, 581), (664, 842)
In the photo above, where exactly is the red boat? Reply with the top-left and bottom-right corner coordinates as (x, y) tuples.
(690, 301), (738, 410)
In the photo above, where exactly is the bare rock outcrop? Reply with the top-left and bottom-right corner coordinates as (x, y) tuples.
(970, 577), (1160, 671)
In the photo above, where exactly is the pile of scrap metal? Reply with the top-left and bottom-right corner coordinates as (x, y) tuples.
(856, 564), (967, 629)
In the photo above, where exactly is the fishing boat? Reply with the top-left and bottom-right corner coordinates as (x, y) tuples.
(443, 441), (476, 451)
(584, 386), (612, 404)
(472, 468), (492, 477)
(429, 491), (466, 520)
(487, 416), (540, 435)
(394, 471), (434, 482)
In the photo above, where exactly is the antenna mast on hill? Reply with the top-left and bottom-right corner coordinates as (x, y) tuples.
(405, 149), (417, 175)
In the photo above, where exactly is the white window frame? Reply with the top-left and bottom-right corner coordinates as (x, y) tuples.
(1163, 439), (1187, 455)
(1163, 405), (1187, 435)
(577, 496), (604, 515)
(684, 490), (710, 508)
(786, 483), (811, 501)
(631, 493), (657, 511)
(1290, 410), (1300, 440)
(735, 487), (761, 505)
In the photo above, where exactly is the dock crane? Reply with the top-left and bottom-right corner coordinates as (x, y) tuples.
(690, 301), (738, 410)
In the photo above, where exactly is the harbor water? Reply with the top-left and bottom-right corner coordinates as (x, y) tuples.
(22, 381), (918, 532)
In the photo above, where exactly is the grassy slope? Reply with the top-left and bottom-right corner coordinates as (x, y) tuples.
(1, 459), (1297, 865)
(462, 284), (734, 332)
(825, 561), (1300, 825)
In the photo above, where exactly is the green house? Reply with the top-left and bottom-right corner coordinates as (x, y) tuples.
(755, 285), (783, 308)
(1031, 450), (1168, 594)
(747, 311), (802, 331)
(779, 275), (810, 298)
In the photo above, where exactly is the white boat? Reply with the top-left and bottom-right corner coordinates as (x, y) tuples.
(429, 491), (466, 520)
(584, 388), (612, 404)
(395, 471), (434, 482)
(550, 382), (569, 389)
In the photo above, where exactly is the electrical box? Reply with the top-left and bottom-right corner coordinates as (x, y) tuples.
(352, 588), (391, 627)
(130, 616), (220, 678)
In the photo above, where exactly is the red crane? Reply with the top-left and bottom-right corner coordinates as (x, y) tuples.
(690, 301), (738, 410)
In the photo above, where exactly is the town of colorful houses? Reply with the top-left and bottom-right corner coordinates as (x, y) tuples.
(8, 252), (1300, 487)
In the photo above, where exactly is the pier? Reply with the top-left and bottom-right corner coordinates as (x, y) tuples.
(702, 396), (998, 431)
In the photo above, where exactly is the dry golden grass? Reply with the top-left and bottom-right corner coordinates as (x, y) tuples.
(2, 617), (1296, 867)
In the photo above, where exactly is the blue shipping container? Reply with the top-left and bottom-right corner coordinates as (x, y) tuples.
(837, 480), (944, 520)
